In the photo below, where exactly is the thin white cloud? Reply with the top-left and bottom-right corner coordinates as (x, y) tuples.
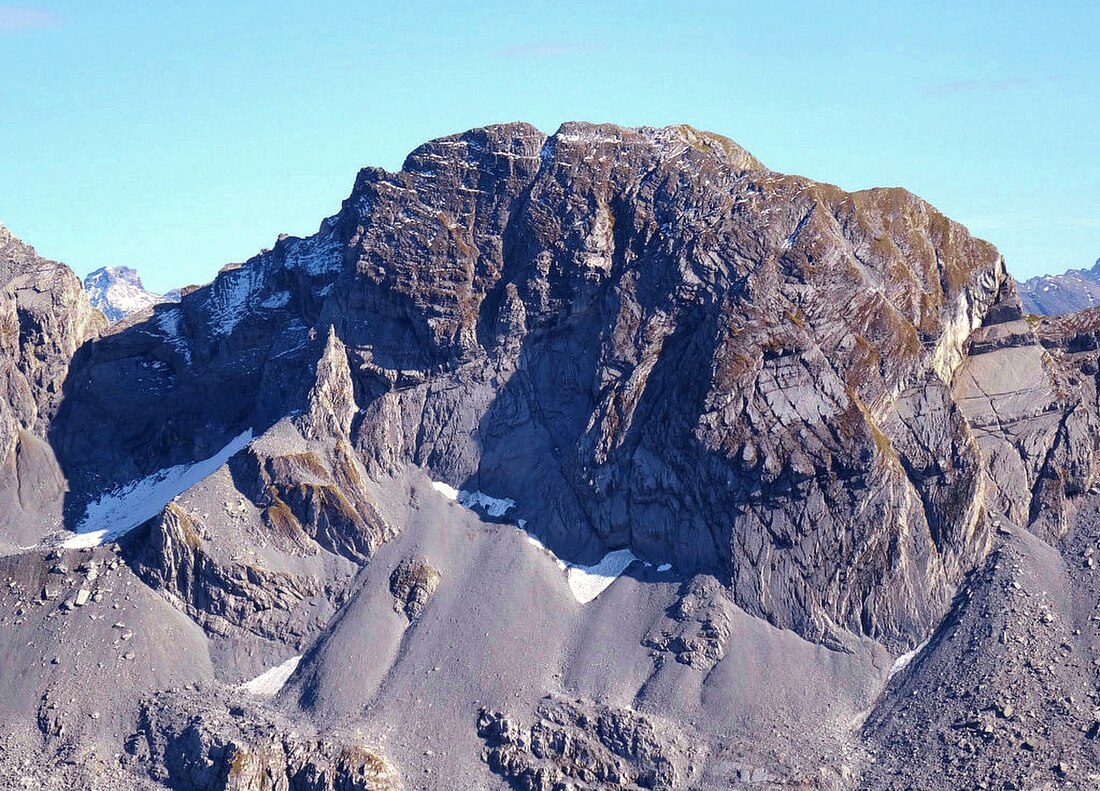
(920, 75), (1062, 96)
(0, 5), (60, 32)
(496, 41), (603, 58)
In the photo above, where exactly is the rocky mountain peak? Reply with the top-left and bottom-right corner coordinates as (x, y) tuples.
(7, 123), (1100, 789)
(0, 224), (106, 548)
(296, 326), (356, 441)
(83, 265), (175, 323)
(52, 121), (1032, 651)
(0, 221), (46, 281)
(1017, 255), (1100, 315)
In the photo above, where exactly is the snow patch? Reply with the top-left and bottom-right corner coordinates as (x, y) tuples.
(154, 307), (193, 364)
(431, 481), (459, 501)
(525, 534), (568, 571)
(888, 639), (929, 679)
(206, 266), (260, 336)
(61, 430), (254, 549)
(430, 479), (643, 603)
(283, 226), (343, 276)
(457, 490), (515, 517)
(565, 549), (640, 604)
(430, 481), (515, 517)
(240, 655), (302, 696)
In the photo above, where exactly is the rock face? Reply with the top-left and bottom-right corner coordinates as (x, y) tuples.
(49, 121), (1095, 653)
(7, 122), (1100, 789)
(1019, 258), (1100, 315)
(0, 224), (105, 548)
(84, 265), (175, 323)
(389, 556), (440, 621)
(477, 698), (693, 790)
(133, 689), (400, 791)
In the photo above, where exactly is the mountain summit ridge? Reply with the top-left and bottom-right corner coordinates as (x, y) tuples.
(83, 265), (176, 322)
(3, 123), (1100, 788)
(52, 120), (1038, 653)
(1019, 256), (1100, 315)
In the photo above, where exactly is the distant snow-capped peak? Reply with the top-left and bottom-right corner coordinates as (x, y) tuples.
(84, 265), (177, 322)
(1018, 257), (1100, 316)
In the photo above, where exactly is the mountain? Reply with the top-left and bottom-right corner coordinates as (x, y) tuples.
(3, 123), (1100, 789)
(83, 265), (175, 323)
(1018, 257), (1100, 315)
(0, 224), (105, 550)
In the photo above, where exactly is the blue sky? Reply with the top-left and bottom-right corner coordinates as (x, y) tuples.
(0, 1), (1097, 293)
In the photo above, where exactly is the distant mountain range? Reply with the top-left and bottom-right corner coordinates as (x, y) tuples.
(83, 265), (177, 322)
(1018, 258), (1100, 315)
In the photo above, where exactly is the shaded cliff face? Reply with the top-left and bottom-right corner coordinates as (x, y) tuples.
(0, 225), (105, 547)
(50, 121), (1088, 652)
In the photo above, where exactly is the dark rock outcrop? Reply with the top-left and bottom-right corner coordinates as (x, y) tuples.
(0, 224), (105, 548)
(133, 689), (400, 791)
(477, 698), (692, 791)
(643, 576), (732, 669)
(389, 556), (440, 621)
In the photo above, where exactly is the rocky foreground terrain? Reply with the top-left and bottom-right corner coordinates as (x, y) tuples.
(4, 121), (1100, 789)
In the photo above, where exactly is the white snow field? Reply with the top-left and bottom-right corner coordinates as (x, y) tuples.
(430, 481), (460, 501)
(888, 639), (930, 679)
(433, 479), (646, 603)
(430, 481), (516, 517)
(61, 430), (254, 549)
(456, 489), (516, 517)
(240, 655), (302, 696)
(565, 548), (642, 604)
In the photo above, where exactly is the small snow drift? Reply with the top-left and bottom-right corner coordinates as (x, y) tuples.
(565, 549), (642, 604)
(888, 639), (929, 680)
(457, 490), (516, 518)
(61, 430), (254, 549)
(240, 655), (302, 696)
(431, 481), (460, 501)
(431, 479), (642, 603)
(430, 481), (515, 517)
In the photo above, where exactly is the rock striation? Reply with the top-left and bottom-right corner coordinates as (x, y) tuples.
(48, 121), (1098, 652)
